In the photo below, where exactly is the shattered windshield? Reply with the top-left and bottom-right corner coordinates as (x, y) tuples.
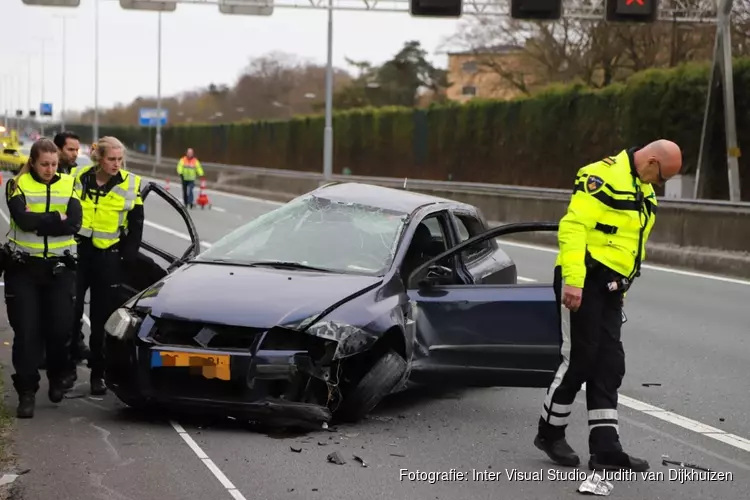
(197, 194), (408, 275)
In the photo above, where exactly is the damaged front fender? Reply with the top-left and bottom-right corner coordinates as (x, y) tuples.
(305, 321), (379, 360)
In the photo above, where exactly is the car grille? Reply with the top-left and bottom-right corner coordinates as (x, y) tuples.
(149, 318), (265, 351)
(148, 318), (327, 354)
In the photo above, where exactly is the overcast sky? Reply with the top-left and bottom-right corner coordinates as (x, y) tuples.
(0, 0), (465, 120)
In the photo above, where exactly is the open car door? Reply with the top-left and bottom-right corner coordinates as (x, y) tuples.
(406, 222), (561, 389)
(118, 181), (201, 304)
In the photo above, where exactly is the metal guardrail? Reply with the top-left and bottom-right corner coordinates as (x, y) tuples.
(127, 152), (750, 211)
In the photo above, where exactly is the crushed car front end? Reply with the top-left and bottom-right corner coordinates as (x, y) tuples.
(104, 307), (350, 426)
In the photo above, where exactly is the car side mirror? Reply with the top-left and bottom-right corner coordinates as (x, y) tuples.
(418, 264), (454, 288)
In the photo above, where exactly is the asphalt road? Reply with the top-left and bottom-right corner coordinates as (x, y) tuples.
(0, 178), (748, 499)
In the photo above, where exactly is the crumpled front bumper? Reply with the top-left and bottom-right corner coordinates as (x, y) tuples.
(105, 333), (334, 427)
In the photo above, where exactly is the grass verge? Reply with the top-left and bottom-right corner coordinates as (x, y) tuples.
(0, 365), (14, 468)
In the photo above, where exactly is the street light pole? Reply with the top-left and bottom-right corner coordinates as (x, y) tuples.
(26, 56), (31, 131)
(322, 0), (334, 182)
(93, 0), (100, 143)
(2, 75), (9, 129)
(61, 16), (67, 130)
(40, 39), (47, 136)
(155, 10), (163, 169)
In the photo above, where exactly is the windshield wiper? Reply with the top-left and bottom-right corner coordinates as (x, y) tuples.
(247, 261), (334, 272)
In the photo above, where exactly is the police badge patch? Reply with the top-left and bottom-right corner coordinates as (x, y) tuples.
(586, 175), (604, 193)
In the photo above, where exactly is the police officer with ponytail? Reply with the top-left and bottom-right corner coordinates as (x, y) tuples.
(3, 138), (82, 418)
(65, 136), (144, 395)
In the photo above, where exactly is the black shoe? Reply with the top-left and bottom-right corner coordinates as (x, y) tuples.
(91, 376), (107, 396)
(61, 372), (77, 391)
(588, 451), (650, 472)
(48, 382), (64, 403)
(534, 434), (581, 467)
(16, 393), (35, 419)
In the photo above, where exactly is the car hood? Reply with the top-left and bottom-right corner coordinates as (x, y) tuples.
(133, 262), (382, 330)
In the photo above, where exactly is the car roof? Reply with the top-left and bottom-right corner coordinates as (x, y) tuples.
(311, 182), (472, 214)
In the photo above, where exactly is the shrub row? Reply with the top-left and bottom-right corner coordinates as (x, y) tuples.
(68, 58), (750, 201)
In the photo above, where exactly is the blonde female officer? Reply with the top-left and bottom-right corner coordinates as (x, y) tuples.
(67, 136), (144, 395)
(4, 138), (82, 418)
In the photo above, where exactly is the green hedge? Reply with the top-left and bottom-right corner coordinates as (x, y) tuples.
(68, 58), (750, 200)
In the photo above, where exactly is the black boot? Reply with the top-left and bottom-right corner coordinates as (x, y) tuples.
(90, 373), (107, 396)
(48, 379), (65, 403)
(61, 370), (77, 390)
(535, 416), (581, 466)
(534, 434), (581, 467)
(589, 451), (650, 472)
(16, 393), (35, 419)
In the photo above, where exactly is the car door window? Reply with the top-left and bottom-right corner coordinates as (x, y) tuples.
(454, 214), (493, 262)
(401, 213), (450, 283)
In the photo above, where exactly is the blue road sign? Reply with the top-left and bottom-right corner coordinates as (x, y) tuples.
(40, 102), (53, 116)
(138, 108), (168, 127)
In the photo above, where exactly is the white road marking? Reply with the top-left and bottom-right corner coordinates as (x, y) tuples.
(494, 239), (750, 286)
(170, 421), (248, 500)
(213, 206), (226, 213)
(143, 220), (213, 248)
(520, 274), (750, 453)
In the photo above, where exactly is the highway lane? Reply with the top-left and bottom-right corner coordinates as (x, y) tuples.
(0, 178), (747, 499)
(144, 179), (750, 439)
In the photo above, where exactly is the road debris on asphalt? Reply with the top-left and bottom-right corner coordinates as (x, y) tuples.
(290, 446), (302, 453)
(577, 471), (613, 496)
(327, 451), (346, 465)
(641, 383), (661, 387)
(661, 455), (713, 472)
(353, 455), (367, 467)
(0, 468), (30, 487)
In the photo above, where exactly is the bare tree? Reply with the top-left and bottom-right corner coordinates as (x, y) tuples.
(76, 51), (354, 126)
(443, 7), (716, 95)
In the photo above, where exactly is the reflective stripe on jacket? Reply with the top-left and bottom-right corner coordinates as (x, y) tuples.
(176, 156), (204, 181)
(8, 172), (78, 258)
(74, 165), (143, 249)
(555, 149), (658, 288)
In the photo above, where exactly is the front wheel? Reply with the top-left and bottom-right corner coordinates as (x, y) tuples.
(334, 349), (407, 423)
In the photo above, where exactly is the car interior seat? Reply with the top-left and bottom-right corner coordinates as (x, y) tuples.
(401, 222), (441, 284)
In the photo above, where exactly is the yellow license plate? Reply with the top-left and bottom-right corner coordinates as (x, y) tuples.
(152, 351), (231, 381)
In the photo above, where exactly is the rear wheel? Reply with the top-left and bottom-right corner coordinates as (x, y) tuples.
(335, 349), (407, 422)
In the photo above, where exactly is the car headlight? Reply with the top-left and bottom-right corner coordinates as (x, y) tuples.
(104, 308), (142, 340)
(306, 320), (377, 359)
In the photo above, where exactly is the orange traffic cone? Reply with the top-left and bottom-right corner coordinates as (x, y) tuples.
(196, 178), (210, 210)
(0, 172), (3, 186)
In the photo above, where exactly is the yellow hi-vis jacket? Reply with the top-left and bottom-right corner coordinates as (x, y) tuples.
(555, 149), (658, 288)
(74, 165), (143, 249)
(7, 172), (79, 258)
(176, 156), (204, 182)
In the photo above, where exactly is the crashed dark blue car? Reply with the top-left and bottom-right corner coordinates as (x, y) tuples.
(104, 182), (562, 426)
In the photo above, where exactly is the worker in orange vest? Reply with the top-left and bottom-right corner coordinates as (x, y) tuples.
(176, 148), (204, 208)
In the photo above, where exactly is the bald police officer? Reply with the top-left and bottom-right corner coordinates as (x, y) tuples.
(534, 140), (682, 472)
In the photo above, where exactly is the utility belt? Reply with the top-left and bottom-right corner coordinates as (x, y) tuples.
(0, 243), (77, 275)
(585, 251), (630, 324)
(584, 251), (630, 293)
